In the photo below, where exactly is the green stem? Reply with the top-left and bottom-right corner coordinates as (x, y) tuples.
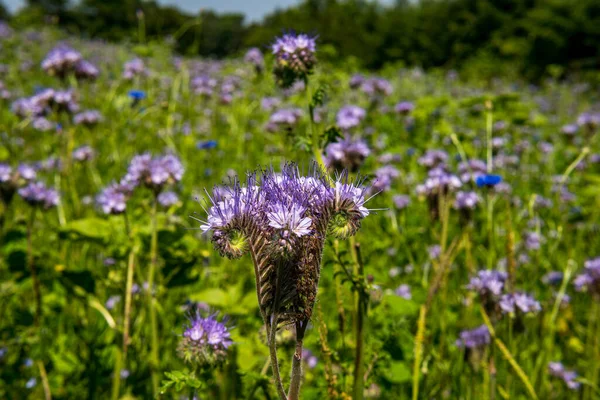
(267, 317), (287, 400)
(352, 241), (366, 400)
(111, 348), (122, 400)
(147, 197), (159, 395)
(288, 322), (306, 400)
(27, 208), (42, 327)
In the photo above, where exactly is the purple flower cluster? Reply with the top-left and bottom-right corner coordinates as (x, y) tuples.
(418, 150), (449, 169)
(266, 108), (303, 132)
(454, 191), (480, 210)
(96, 181), (133, 215)
(18, 182), (59, 209)
(12, 88), (79, 118)
(244, 48), (264, 72)
(123, 58), (146, 80)
(392, 194), (410, 210)
(394, 101), (414, 115)
(178, 311), (233, 367)
(72, 145), (95, 162)
(361, 77), (393, 99)
(157, 191), (179, 207)
(573, 257), (600, 296)
(41, 45), (98, 80)
(548, 362), (581, 390)
(395, 284), (412, 300)
(191, 75), (218, 97)
(370, 165), (400, 194)
(336, 105), (366, 130)
(467, 270), (507, 298)
(200, 164), (372, 323)
(73, 110), (103, 126)
(272, 33), (317, 88)
(455, 325), (490, 349)
(324, 135), (370, 172)
(416, 167), (462, 196)
(499, 292), (541, 314)
(124, 153), (184, 192)
(458, 159), (487, 183)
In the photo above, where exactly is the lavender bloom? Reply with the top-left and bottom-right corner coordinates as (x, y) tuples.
(428, 245), (441, 260)
(542, 271), (564, 286)
(124, 153), (184, 192)
(96, 182), (132, 215)
(499, 292), (541, 314)
(576, 112), (600, 129)
(324, 136), (370, 172)
(467, 270), (507, 298)
(74, 60), (99, 81)
(454, 191), (480, 210)
(370, 165), (400, 194)
(18, 182), (59, 209)
(244, 48), (264, 72)
(418, 150), (448, 169)
(0, 164), (11, 183)
(25, 378), (37, 389)
(157, 191), (179, 207)
(395, 284), (412, 300)
(272, 32), (317, 88)
(456, 325), (490, 349)
(573, 257), (600, 295)
(261, 96), (281, 111)
(123, 58), (146, 80)
(191, 75), (217, 97)
(394, 101), (414, 115)
(178, 312), (232, 367)
(74, 110), (102, 126)
(72, 145), (95, 162)
(416, 167), (462, 196)
(32, 117), (54, 131)
(392, 194), (410, 210)
(105, 295), (121, 310)
(42, 45), (82, 78)
(266, 108), (303, 132)
(349, 74), (365, 89)
(524, 232), (542, 251)
(549, 362), (581, 390)
(17, 164), (37, 181)
(0, 21), (12, 39)
(199, 164), (372, 326)
(561, 124), (578, 136)
(361, 77), (393, 98)
(302, 349), (318, 369)
(458, 159), (487, 183)
(336, 105), (366, 130)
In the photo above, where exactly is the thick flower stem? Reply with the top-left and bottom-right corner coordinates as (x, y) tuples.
(288, 322), (307, 400)
(147, 197), (159, 395)
(122, 242), (136, 365)
(352, 240), (366, 400)
(267, 316), (287, 400)
(27, 209), (42, 326)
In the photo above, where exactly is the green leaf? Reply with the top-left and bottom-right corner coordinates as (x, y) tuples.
(61, 218), (113, 241)
(382, 295), (420, 317)
(189, 288), (229, 308)
(383, 361), (412, 384)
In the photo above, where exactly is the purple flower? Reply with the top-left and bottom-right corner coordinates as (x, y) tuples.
(105, 295), (121, 310)
(336, 105), (366, 130)
(392, 194), (410, 210)
(542, 271), (563, 286)
(261, 96), (281, 111)
(124, 153), (184, 192)
(74, 110), (102, 126)
(576, 112), (600, 129)
(74, 60), (99, 81)
(41, 45), (82, 78)
(370, 165), (400, 194)
(395, 284), (412, 300)
(349, 74), (365, 89)
(458, 159), (487, 183)
(394, 101), (414, 115)
(324, 136), (370, 172)
(454, 191), (480, 210)
(18, 182), (59, 209)
(523, 232), (542, 251)
(244, 48), (264, 71)
(467, 270), (507, 297)
(17, 164), (37, 181)
(96, 182), (131, 215)
(272, 32), (317, 88)
(456, 325), (490, 349)
(499, 292), (541, 314)
(178, 312), (232, 366)
(157, 191), (179, 208)
(418, 150), (448, 169)
(573, 257), (600, 295)
(416, 167), (462, 196)
(361, 77), (393, 98)
(549, 362), (581, 390)
(72, 145), (95, 162)
(32, 117), (54, 131)
(266, 108), (303, 132)
(123, 58), (146, 80)
(302, 349), (318, 369)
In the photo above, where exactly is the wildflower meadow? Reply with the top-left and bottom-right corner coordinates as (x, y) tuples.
(1, 14), (600, 400)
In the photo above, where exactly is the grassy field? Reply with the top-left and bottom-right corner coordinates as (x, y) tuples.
(1, 25), (600, 399)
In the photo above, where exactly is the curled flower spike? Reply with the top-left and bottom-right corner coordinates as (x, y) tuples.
(272, 32), (317, 88)
(177, 310), (233, 367)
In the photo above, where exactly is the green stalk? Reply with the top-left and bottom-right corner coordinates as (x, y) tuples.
(111, 349), (122, 400)
(147, 197), (159, 395)
(352, 241), (366, 400)
(267, 317), (287, 400)
(27, 208), (42, 326)
(288, 322), (306, 400)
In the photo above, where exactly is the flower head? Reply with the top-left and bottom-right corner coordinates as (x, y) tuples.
(336, 105), (366, 130)
(124, 153), (184, 192)
(272, 32), (317, 88)
(456, 325), (490, 349)
(18, 182), (59, 209)
(324, 136), (370, 172)
(178, 311), (233, 367)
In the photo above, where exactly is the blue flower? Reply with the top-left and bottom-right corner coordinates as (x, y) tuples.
(128, 90), (146, 101)
(476, 174), (503, 188)
(197, 140), (218, 150)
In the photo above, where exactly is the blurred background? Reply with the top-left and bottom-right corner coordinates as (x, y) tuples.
(1, 0), (599, 81)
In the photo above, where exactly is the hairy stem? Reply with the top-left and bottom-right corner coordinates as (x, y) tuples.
(38, 360), (52, 400)
(268, 316), (287, 400)
(122, 243), (136, 364)
(288, 322), (306, 400)
(352, 241), (366, 400)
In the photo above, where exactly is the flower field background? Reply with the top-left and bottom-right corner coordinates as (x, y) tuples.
(1, 20), (600, 400)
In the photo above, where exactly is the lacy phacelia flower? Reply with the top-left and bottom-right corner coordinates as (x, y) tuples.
(74, 110), (103, 126)
(499, 292), (541, 314)
(272, 33), (317, 88)
(455, 325), (490, 349)
(96, 182), (132, 215)
(361, 77), (393, 99)
(123, 58), (146, 80)
(458, 159), (487, 183)
(244, 48), (264, 73)
(454, 191), (480, 210)
(467, 270), (507, 298)
(18, 182), (59, 209)
(177, 312), (233, 367)
(199, 164), (372, 325)
(42, 45), (81, 77)
(266, 108), (303, 132)
(548, 362), (581, 390)
(395, 284), (412, 300)
(392, 194), (410, 210)
(124, 153), (184, 192)
(573, 257), (600, 296)
(418, 150), (448, 169)
(324, 136), (370, 172)
(157, 191), (180, 208)
(191, 75), (218, 97)
(336, 105), (366, 130)
(394, 101), (414, 115)
(72, 145), (96, 162)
